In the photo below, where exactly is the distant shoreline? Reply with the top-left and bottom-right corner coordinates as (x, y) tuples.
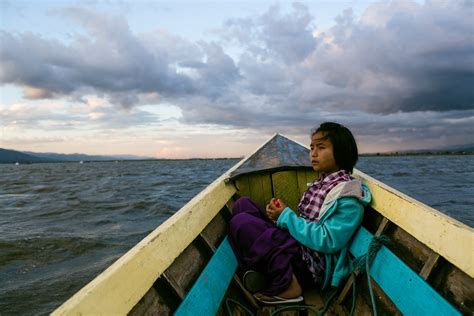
(2, 145), (474, 165)
(2, 153), (473, 164)
(0, 157), (243, 164)
(360, 151), (474, 157)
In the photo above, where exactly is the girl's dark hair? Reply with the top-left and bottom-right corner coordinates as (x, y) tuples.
(312, 122), (358, 173)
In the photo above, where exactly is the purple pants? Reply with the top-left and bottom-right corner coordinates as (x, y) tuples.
(228, 197), (314, 295)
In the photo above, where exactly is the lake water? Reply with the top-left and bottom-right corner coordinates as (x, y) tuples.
(0, 156), (472, 315)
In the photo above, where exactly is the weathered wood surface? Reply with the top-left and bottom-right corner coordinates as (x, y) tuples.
(175, 238), (238, 315)
(235, 176), (251, 199)
(419, 253), (440, 280)
(200, 211), (228, 251)
(390, 225), (434, 273)
(165, 243), (207, 295)
(430, 258), (474, 315)
(234, 169), (317, 211)
(127, 286), (173, 316)
(272, 170), (300, 211)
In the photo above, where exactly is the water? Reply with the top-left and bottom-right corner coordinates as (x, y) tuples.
(0, 160), (237, 315)
(356, 156), (474, 226)
(0, 156), (473, 315)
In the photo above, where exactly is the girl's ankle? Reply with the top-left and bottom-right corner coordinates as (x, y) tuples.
(277, 274), (302, 298)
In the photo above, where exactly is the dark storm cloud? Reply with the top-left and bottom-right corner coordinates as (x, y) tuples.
(308, 2), (474, 114)
(223, 1), (473, 116)
(0, 1), (473, 137)
(184, 41), (241, 99)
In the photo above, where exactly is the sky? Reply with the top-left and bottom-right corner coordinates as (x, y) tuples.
(1, 0), (473, 158)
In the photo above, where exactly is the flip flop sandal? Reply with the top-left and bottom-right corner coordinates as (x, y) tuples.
(253, 293), (304, 305)
(243, 270), (266, 293)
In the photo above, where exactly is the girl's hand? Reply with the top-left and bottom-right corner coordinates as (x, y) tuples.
(266, 198), (286, 221)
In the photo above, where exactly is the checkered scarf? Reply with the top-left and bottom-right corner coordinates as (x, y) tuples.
(298, 170), (351, 222)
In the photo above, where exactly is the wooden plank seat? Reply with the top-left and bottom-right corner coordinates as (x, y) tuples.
(175, 237), (238, 315)
(347, 227), (461, 315)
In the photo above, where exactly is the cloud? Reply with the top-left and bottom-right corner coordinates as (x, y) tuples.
(0, 8), (197, 107)
(305, 1), (474, 114)
(224, 2), (318, 64)
(23, 87), (56, 99)
(1, 1), (473, 150)
(0, 136), (68, 147)
(181, 41), (241, 99)
(0, 99), (159, 130)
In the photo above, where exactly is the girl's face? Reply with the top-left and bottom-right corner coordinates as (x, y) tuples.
(310, 132), (339, 175)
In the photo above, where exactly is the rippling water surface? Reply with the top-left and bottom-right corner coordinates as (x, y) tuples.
(0, 160), (237, 315)
(357, 155), (474, 226)
(0, 156), (472, 315)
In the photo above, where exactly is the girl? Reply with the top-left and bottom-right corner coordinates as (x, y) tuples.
(228, 122), (371, 305)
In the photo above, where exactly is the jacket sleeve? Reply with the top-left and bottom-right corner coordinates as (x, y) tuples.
(276, 197), (364, 253)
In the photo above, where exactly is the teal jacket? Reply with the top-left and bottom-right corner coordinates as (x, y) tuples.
(276, 179), (371, 288)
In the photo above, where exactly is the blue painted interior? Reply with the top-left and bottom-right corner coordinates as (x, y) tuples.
(175, 225), (461, 315)
(175, 237), (238, 315)
(350, 227), (461, 316)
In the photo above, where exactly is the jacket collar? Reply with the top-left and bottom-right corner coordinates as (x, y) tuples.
(317, 180), (371, 220)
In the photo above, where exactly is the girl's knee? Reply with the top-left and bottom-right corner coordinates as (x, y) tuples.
(229, 213), (250, 240)
(230, 212), (268, 237)
(230, 212), (251, 230)
(233, 196), (252, 209)
(232, 196), (263, 218)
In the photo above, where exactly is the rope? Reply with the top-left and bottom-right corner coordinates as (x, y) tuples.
(225, 287), (339, 316)
(225, 298), (254, 316)
(269, 287), (339, 316)
(349, 235), (390, 316)
(349, 273), (357, 316)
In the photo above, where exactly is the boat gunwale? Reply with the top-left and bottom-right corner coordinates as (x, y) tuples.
(353, 169), (473, 278)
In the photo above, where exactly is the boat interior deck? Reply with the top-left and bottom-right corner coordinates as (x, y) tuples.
(129, 167), (473, 315)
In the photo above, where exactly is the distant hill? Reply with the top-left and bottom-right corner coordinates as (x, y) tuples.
(437, 143), (474, 152)
(0, 148), (154, 164)
(363, 143), (474, 156)
(401, 143), (474, 155)
(0, 148), (55, 163)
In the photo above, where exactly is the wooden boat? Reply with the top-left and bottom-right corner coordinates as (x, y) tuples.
(53, 134), (473, 315)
